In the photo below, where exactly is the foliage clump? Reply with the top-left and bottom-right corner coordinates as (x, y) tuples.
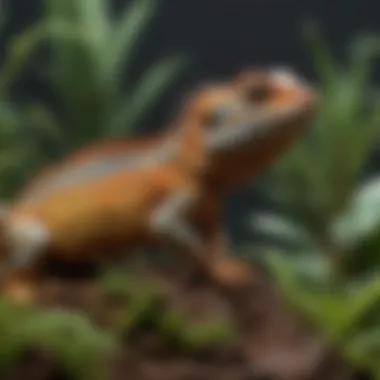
(100, 269), (236, 355)
(0, 299), (116, 380)
(0, 269), (235, 380)
(248, 24), (380, 379)
(0, 0), (187, 197)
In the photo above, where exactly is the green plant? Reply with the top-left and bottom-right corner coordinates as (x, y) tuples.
(100, 269), (235, 353)
(36, 0), (188, 158)
(267, 252), (380, 378)
(246, 26), (380, 378)
(0, 10), (106, 195)
(250, 25), (380, 278)
(0, 20), (55, 197)
(0, 0), (188, 196)
(0, 299), (116, 380)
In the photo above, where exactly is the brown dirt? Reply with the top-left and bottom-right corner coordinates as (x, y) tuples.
(1, 260), (365, 380)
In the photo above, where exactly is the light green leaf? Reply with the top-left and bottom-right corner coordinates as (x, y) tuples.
(265, 252), (323, 321)
(0, 24), (46, 98)
(266, 252), (349, 340)
(23, 104), (66, 145)
(105, 0), (155, 82)
(249, 213), (314, 247)
(110, 54), (188, 136)
(346, 327), (380, 366)
(331, 177), (380, 248)
(302, 22), (339, 88)
(341, 278), (380, 334)
(76, 0), (110, 51)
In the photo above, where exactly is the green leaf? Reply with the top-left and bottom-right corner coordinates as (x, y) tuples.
(340, 279), (380, 336)
(346, 327), (380, 366)
(266, 252), (323, 321)
(266, 252), (349, 340)
(0, 19), (86, 98)
(288, 254), (334, 284)
(302, 22), (339, 88)
(331, 177), (380, 248)
(105, 0), (155, 83)
(76, 0), (110, 52)
(268, 28), (380, 242)
(40, 0), (186, 149)
(110, 54), (188, 136)
(0, 24), (46, 98)
(249, 213), (314, 247)
(23, 103), (66, 147)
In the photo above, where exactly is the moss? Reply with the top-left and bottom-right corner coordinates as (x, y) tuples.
(179, 319), (236, 353)
(100, 269), (236, 354)
(0, 299), (116, 380)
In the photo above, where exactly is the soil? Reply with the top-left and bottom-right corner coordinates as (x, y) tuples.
(0, 260), (366, 380)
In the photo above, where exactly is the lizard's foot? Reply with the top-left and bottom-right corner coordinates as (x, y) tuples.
(208, 255), (255, 287)
(1, 268), (39, 306)
(3, 280), (37, 305)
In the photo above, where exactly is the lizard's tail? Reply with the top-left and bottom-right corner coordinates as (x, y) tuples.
(0, 213), (50, 302)
(4, 217), (50, 269)
(0, 205), (49, 274)
(206, 255), (254, 287)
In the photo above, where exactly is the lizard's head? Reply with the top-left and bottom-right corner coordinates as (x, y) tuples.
(191, 67), (318, 189)
(234, 66), (317, 112)
(178, 67), (317, 141)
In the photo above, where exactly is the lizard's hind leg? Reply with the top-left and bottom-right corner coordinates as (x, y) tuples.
(0, 218), (50, 304)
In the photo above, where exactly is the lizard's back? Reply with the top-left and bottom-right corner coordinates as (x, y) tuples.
(17, 133), (167, 205)
(8, 132), (191, 260)
(10, 162), (196, 260)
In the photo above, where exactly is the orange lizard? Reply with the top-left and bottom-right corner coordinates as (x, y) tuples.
(0, 67), (317, 302)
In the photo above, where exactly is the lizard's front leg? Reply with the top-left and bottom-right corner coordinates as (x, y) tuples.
(1, 267), (40, 304)
(150, 193), (252, 284)
(150, 191), (217, 276)
(198, 203), (230, 259)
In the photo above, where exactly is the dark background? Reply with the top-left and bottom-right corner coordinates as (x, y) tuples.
(2, 0), (380, 246)
(3, 0), (380, 128)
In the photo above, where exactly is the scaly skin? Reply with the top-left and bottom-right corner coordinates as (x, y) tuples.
(0, 67), (317, 303)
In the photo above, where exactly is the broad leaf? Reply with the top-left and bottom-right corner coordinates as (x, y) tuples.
(331, 177), (380, 248)
(249, 212), (314, 248)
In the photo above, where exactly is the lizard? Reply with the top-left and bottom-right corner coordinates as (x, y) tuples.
(17, 66), (314, 206)
(0, 66), (317, 303)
